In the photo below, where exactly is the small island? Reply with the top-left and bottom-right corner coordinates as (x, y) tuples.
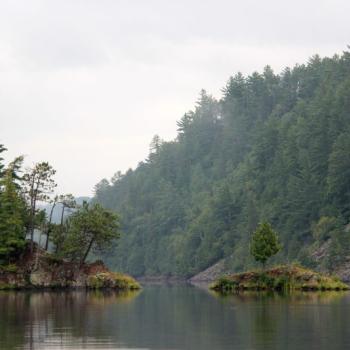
(0, 243), (140, 290)
(211, 222), (349, 293)
(0, 158), (140, 291)
(210, 265), (349, 292)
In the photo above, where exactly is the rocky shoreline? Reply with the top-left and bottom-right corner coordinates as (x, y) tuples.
(0, 245), (140, 290)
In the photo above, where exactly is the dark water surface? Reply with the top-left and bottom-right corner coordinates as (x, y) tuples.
(1, 285), (350, 350)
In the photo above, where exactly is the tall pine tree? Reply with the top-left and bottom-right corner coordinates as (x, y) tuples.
(0, 157), (26, 263)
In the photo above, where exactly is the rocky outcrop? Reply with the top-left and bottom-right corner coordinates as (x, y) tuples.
(0, 245), (140, 290)
(311, 240), (350, 282)
(189, 259), (232, 283)
(334, 262), (350, 283)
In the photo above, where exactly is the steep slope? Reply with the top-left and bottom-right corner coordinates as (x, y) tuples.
(95, 51), (350, 278)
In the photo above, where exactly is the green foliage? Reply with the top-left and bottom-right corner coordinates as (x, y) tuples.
(0, 158), (26, 263)
(327, 131), (350, 216)
(0, 145), (7, 178)
(23, 161), (57, 250)
(93, 50), (350, 277)
(211, 265), (349, 292)
(211, 277), (238, 293)
(86, 272), (141, 290)
(57, 202), (121, 264)
(311, 216), (337, 241)
(250, 222), (281, 266)
(0, 146), (123, 278)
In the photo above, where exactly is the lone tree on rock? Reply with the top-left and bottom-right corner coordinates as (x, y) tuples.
(250, 222), (281, 269)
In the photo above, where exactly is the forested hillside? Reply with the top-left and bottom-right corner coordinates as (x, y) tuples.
(95, 51), (350, 277)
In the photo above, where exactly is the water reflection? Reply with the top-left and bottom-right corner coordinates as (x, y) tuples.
(212, 290), (350, 350)
(0, 286), (350, 350)
(212, 289), (349, 303)
(0, 290), (141, 350)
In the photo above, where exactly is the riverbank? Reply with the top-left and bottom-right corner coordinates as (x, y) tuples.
(210, 265), (349, 292)
(0, 244), (140, 290)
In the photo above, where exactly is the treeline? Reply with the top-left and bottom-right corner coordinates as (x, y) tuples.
(94, 50), (350, 277)
(0, 153), (120, 266)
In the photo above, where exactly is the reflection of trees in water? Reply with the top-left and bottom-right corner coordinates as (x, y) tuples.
(0, 288), (349, 350)
(212, 290), (349, 304)
(0, 290), (140, 350)
(212, 291), (350, 350)
(0, 292), (28, 350)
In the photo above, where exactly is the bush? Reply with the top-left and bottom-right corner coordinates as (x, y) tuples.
(211, 277), (238, 292)
(86, 272), (141, 290)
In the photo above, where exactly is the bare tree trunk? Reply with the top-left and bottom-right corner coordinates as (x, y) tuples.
(45, 202), (56, 250)
(29, 202), (36, 253)
(29, 176), (39, 253)
(53, 204), (66, 255)
(29, 176), (35, 253)
(80, 238), (94, 266)
(34, 230), (43, 271)
(60, 205), (66, 226)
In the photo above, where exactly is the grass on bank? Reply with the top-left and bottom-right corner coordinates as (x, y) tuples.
(210, 265), (349, 293)
(87, 272), (141, 290)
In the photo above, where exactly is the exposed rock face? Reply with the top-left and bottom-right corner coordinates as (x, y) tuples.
(311, 240), (350, 282)
(335, 262), (350, 282)
(189, 259), (231, 283)
(310, 240), (331, 262)
(0, 245), (140, 290)
(25, 258), (109, 288)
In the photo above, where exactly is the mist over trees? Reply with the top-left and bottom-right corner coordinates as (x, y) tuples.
(94, 50), (350, 277)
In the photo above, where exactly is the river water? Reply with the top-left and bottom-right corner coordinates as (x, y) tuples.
(1, 284), (350, 350)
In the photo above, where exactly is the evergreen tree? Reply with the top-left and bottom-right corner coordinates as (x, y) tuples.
(327, 131), (350, 216)
(93, 50), (350, 277)
(250, 222), (281, 268)
(23, 162), (56, 251)
(0, 158), (26, 263)
(59, 202), (120, 265)
(0, 144), (7, 178)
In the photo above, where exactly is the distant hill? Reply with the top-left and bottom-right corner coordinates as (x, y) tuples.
(94, 51), (350, 278)
(39, 196), (91, 224)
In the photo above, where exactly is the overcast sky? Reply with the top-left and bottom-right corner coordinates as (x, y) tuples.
(1, 0), (349, 197)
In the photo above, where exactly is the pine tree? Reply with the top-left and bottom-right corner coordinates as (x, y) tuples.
(0, 144), (7, 178)
(58, 202), (120, 265)
(250, 222), (281, 268)
(0, 158), (26, 263)
(23, 162), (56, 251)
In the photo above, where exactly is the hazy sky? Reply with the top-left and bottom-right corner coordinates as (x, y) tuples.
(1, 0), (349, 196)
